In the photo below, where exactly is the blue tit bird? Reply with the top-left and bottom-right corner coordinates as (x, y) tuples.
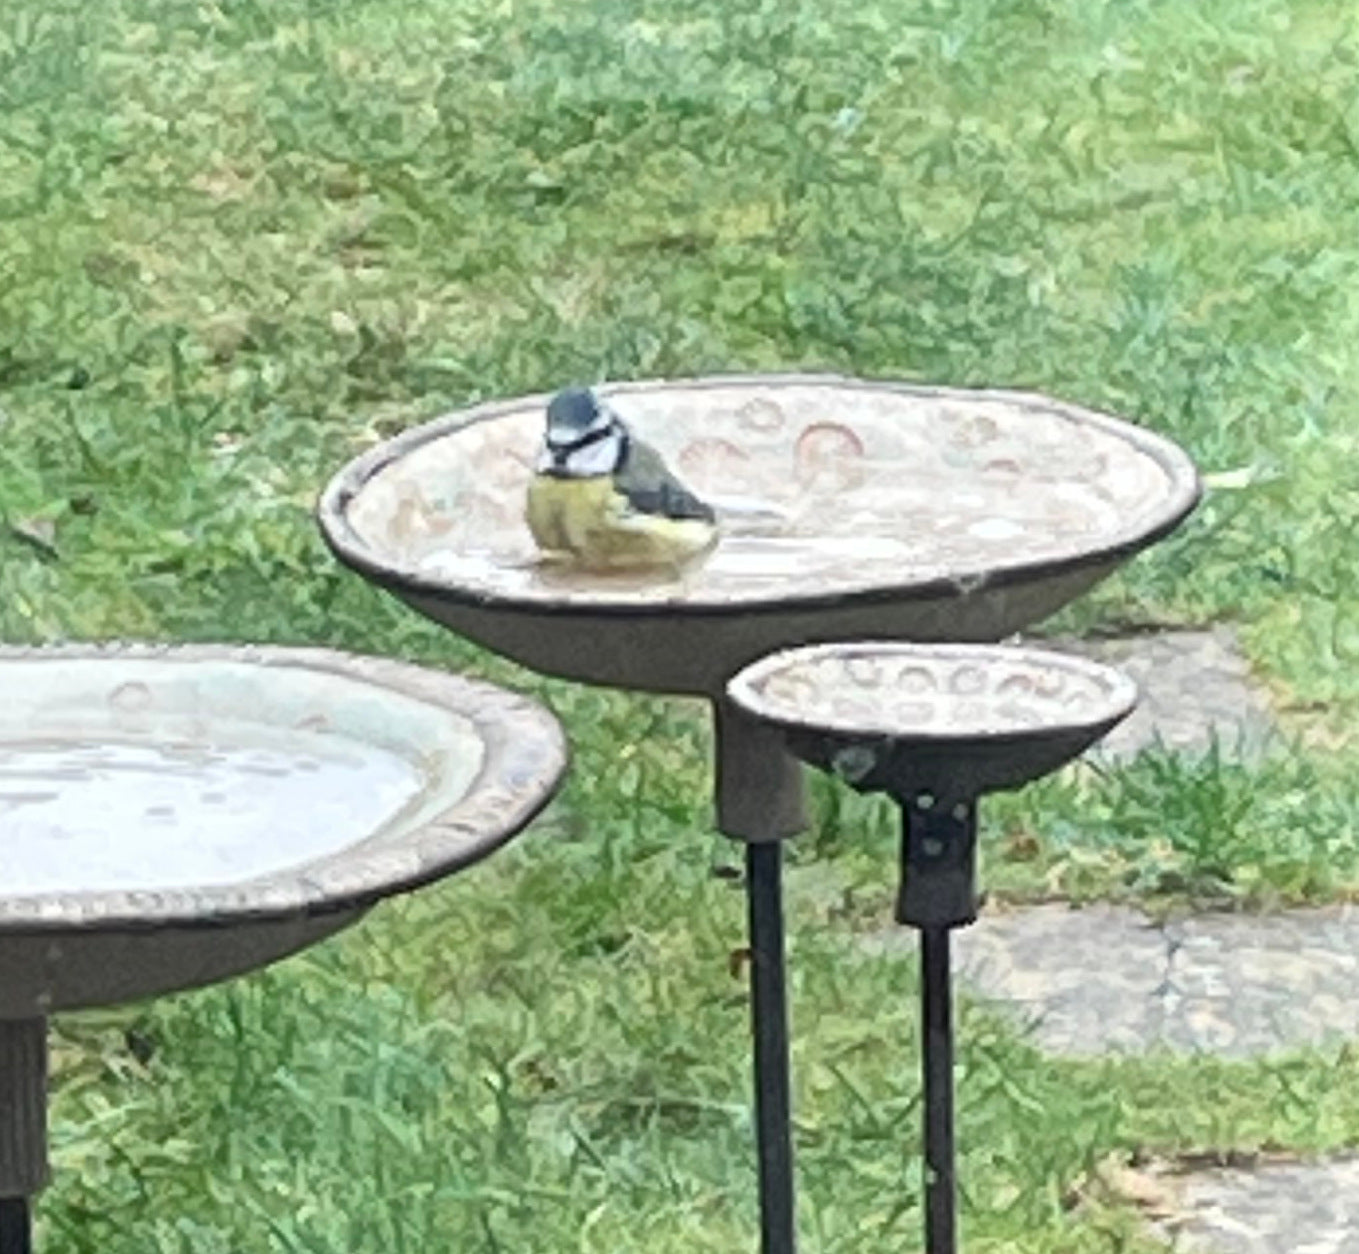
(525, 386), (719, 571)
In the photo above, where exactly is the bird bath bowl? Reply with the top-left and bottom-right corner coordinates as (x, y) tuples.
(729, 641), (1137, 1254)
(0, 643), (566, 1252)
(318, 374), (1199, 696)
(317, 372), (1199, 1253)
(728, 641), (1139, 804)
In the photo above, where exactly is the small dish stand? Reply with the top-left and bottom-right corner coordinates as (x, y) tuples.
(728, 641), (1138, 1253)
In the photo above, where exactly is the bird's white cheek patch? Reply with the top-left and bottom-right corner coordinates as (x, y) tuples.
(562, 438), (620, 477)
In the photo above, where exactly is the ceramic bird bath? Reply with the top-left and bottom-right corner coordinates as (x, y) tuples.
(317, 373), (1200, 1254)
(728, 641), (1138, 1254)
(0, 644), (566, 1254)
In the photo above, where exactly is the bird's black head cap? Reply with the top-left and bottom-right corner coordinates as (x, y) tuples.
(545, 386), (604, 440)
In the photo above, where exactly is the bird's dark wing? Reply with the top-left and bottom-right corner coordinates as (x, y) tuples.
(616, 437), (716, 522)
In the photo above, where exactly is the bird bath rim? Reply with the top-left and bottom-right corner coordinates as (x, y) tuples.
(727, 640), (1139, 747)
(726, 640), (1138, 805)
(0, 642), (567, 931)
(316, 372), (1202, 620)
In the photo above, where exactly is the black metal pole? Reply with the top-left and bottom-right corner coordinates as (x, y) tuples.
(920, 926), (956, 1254)
(745, 840), (797, 1254)
(895, 797), (974, 1254)
(0, 1198), (30, 1254)
(0, 1018), (45, 1254)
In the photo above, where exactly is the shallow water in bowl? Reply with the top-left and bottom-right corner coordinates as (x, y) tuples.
(343, 381), (1194, 607)
(0, 732), (423, 895)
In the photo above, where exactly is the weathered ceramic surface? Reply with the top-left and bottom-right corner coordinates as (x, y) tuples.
(0, 644), (565, 1015)
(727, 642), (1137, 800)
(323, 375), (1199, 613)
(728, 642), (1137, 742)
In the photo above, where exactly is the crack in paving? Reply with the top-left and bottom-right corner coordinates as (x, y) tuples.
(1146, 915), (1184, 1044)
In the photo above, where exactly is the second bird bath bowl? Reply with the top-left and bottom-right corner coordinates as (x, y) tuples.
(318, 373), (1200, 1251)
(0, 644), (566, 1253)
(727, 641), (1138, 1253)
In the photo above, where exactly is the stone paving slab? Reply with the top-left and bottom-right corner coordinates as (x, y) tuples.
(951, 902), (1171, 1055)
(865, 903), (1359, 1057)
(1162, 911), (1359, 1056)
(1034, 628), (1276, 762)
(882, 902), (1359, 1249)
(1148, 1158), (1359, 1254)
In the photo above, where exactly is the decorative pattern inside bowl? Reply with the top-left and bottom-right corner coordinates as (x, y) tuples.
(328, 376), (1200, 610)
(729, 642), (1138, 742)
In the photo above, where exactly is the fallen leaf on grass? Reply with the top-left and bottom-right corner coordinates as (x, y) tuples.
(1073, 1146), (1307, 1229)
(8, 516), (58, 560)
(1065, 1153), (1188, 1225)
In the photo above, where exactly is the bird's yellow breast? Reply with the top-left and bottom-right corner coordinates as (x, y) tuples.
(526, 475), (717, 571)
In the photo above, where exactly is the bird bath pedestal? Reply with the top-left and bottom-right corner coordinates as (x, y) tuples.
(0, 645), (566, 1253)
(728, 642), (1139, 1254)
(318, 373), (1200, 1252)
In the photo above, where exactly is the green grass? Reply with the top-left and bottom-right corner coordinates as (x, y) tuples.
(5, 0), (1359, 1247)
